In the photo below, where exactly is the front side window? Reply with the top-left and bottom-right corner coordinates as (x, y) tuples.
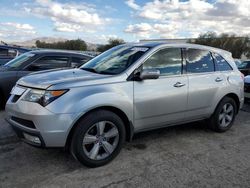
(71, 56), (91, 68)
(28, 56), (69, 71)
(143, 48), (182, 76)
(186, 49), (214, 73)
(81, 45), (150, 75)
(213, 53), (232, 71)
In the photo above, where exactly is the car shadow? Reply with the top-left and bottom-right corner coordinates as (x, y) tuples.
(242, 101), (250, 112)
(133, 120), (208, 140)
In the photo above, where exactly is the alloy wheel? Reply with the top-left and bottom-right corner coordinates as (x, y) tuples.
(218, 103), (234, 127)
(82, 121), (119, 160)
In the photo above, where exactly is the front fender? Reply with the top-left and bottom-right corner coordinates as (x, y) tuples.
(46, 82), (134, 122)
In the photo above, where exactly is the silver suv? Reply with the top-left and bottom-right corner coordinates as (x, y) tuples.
(6, 43), (244, 167)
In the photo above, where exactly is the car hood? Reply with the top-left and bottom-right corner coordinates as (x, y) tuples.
(0, 68), (17, 76)
(17, 68), (113, 89)
(245, 75), (250, 83)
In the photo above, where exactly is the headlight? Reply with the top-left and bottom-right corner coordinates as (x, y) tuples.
(23, 89), (68, 106)
(42, 90), (68, 106)
(23, 89), (45, 103)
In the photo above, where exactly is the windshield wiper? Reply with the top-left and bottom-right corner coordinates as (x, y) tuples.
(80, 67), (99, 74)
(98, 71), (116, 75)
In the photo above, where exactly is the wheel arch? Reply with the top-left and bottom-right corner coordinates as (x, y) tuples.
(217, 93), (240, 114)
(65, 106), (134, 150)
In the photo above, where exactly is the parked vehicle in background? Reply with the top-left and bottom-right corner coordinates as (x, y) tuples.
(5, 43), (244, 167)
(0, 44), (31, 65)
(238, 60), (250, 76)
(244, 76), (250, 101)
(0, 50), (93, 107)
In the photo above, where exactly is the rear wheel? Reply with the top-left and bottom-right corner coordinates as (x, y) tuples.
(208, 97), (237, 132)
(71, 110), (125, 167)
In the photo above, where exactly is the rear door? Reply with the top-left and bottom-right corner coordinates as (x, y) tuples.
(133, 47), (188, 131)
(184, 48), (225, 119)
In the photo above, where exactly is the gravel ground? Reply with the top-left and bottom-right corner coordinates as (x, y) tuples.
(0, 103), (250, 188)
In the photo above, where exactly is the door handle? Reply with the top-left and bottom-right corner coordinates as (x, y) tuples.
(215, 77), (223, 82)
(174, 82), (185, 88)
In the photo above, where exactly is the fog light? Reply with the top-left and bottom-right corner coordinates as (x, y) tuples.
(23, 133), (41, 145)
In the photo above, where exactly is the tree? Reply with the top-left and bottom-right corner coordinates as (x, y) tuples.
(189, 32), (250, 58)
(35, 39), (87, 51)
(97, 38), (125, 52)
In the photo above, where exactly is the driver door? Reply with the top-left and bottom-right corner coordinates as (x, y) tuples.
(133, 47), (188, 131)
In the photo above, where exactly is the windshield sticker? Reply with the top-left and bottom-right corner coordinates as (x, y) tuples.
(27, 53), (35, 57)
(130, 47), (149, 52)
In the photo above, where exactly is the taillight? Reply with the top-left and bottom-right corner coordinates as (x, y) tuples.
(241, 73), (245, 80)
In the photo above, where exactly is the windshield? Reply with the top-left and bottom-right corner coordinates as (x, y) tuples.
(80, 45), (150, 75)
(238, 61), (249, 69)
(4, 52), (35, 69)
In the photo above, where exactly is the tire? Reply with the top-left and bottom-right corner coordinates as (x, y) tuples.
(208, 97), (237, 132)
(71, 110), (126, 168)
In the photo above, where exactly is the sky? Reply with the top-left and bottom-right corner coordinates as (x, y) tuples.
(0, 0), (249, 44)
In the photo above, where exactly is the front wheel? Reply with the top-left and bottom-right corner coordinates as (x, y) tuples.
(208, 97), (237, 132)
(71, 110), (126, 167)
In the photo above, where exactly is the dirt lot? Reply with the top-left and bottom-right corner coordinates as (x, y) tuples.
(0, 103), (250, 188)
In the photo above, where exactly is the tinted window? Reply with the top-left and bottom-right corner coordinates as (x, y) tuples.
(71, 56), (91, 68)
(213, 53), (232, 71)
(8, 49), (17, 58)
(186, 49), (214, 73)
(238, 61), (250, 69)
(0, 48), (17, 58)
(0, 48), (8, 56)
(28, 56), (69, 71)
(143, 48), (182, 76)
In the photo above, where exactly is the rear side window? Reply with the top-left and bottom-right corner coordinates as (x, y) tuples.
(186, 49), (214, 73)
(8, 49), (17, 58)
(0, 48), (8, 57)
(213, 53), (232, 71)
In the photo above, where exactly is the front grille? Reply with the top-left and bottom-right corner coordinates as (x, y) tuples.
(11, 116), (36, 129)
(245, 83), (250, 93)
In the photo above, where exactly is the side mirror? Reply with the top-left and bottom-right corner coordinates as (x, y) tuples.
(139, 69), (160, 80)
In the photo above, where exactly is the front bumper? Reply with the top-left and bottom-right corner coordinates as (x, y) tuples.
(6, 117), (46, 147)
(5, 95), (79, 148)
